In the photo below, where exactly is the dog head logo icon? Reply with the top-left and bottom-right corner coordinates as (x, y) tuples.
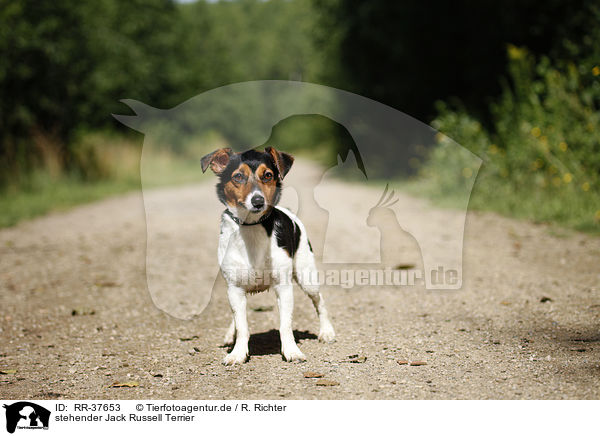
(3, 402), (50, 433)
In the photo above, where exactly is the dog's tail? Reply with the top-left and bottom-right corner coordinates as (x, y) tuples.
(293, 235), (320, 295)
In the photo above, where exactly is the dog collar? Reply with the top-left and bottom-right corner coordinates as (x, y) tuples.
(224, 209), (273, 226)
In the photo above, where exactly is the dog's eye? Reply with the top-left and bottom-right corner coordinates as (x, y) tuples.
(262, 171), (273, 182)
(232, 173), (245, 183)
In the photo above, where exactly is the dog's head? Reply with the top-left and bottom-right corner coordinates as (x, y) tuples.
(201, 147), (294, 222)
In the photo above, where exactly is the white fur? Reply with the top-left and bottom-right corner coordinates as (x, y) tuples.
(218, 206), (335, 365)
(242, 189), (265, 213)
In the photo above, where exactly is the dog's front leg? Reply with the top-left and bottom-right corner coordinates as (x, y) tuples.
(274, 284), (306, 362)
(223, 286), (249, 365)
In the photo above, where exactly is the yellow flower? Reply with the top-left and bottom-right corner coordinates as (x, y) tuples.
(462, 167), (473, 178)
(540, 135), (548, 144)
(582, 182), (590, 192)
(507, 44), (526, 60)
(531, 127), (541, 137)
(563, 173), (572, 183)
(488, 144), (498, 155)
(593, 66), (600, 76)
(559, 141), (567, 152)
(531, 159), (543, 170)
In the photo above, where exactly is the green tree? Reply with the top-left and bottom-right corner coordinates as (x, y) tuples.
(312, 0), (600, 122)
(0, 0), (181, 184)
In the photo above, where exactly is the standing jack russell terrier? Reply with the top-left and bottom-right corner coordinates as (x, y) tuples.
(201, 147), (335, 365)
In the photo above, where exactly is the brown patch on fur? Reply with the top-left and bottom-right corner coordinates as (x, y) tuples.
(255, 163), (278, 206)
(265, 147), (294, 180)
(201, 148), (232, 174)
(223, 163), (253, 207)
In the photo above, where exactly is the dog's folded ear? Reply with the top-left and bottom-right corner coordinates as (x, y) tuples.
(265, 147), (294, 180)
(201, 148), (233, 174)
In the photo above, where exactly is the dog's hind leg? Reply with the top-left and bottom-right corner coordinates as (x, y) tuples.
(274, 283), (306, 362)
(306, 290), (335, 343)
(223, 318), (236, 346)
(294, 242), (336, 343)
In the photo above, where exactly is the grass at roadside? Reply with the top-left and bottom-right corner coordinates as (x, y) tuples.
(401, 174), (600, 235)
(0, 126), (340, 229)
(0, 133), (211, 228)
(0, 175), (139, 228)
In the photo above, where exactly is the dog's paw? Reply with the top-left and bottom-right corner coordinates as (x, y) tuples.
(223, 349), (248, 366)
(318, 323), (336, 343)
(282, 345), (306, 362)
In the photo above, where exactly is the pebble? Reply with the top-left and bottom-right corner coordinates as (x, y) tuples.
(344, 354), (367, 363)
(316, 379), (339, 387)
(303, 371), (324, 378)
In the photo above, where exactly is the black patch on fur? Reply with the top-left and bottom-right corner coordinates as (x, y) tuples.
(260, 211), (274, 236)
(215, 149), (282, 206)
(260, 208), (300, 257)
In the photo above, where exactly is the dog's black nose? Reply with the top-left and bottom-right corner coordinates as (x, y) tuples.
(251, 194), (265, 209)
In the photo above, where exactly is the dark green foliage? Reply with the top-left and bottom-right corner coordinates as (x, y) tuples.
(423, 49), (600, 232)
(313, 0), (600, 231)
(0, 0), (183, 185)
(312, 0), (600, 123)
(0, 0), (318, 187)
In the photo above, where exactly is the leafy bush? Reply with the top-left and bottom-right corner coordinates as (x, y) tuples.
(422, 47), (600, 232)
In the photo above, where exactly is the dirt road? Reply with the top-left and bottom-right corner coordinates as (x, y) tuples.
(1, 160), (599, 399)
